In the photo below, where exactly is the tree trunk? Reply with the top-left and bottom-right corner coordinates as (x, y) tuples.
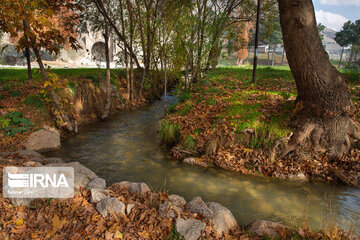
(281, 47), (285, 65)
(32, 46), (73, 132)
(125, 49), (130, 100)
(338, 47), (344, 68)
(278, 0), (359, 159)
(23, 20), (32, 80)
(267, 46), (270, 65)
(101, 25), (111, 120)
(164, 53), (167, 116)
(348, 46), (354, 64)
(272, 44), (276, 66)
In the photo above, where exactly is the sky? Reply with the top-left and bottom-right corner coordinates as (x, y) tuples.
(313, 0), (360, 31)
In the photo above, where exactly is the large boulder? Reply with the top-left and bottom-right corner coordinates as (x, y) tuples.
(175, 218), (205, 240)
(246, 220), (288, 238)
(114, 181), (150, 194)
(185, 196), (213, 218)
(22, 127), (61, 152)
(96, 197), (126, 218)
(206, 202), (238, 235)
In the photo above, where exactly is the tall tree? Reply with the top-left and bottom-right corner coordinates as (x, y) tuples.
(277, 0), (360, 159)
(0, 0), (81, 132)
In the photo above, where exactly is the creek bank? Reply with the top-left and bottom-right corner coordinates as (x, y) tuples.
(0, 150), (358, 240)
(0, 69), (178, 152)
(162, 67), (360, 188)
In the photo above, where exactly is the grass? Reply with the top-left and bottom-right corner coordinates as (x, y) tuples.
(159, 120), (181, 146)
(167, 66), (357, 154)
(0, 67), (126, 84)
(182, 135), (197, 152)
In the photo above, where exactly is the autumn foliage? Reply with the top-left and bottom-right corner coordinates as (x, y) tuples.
(0, 0), (81, 54)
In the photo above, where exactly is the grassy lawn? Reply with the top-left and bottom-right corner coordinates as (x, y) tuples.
(0, 67), (126, 84)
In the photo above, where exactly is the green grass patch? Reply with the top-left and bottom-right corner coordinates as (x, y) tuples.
(177, 101), (193, 116)
(182, 135), (197, 152)
(0, 68), (126, 84)
(24, 95), (44, 110)
(159, 120), (180, 146)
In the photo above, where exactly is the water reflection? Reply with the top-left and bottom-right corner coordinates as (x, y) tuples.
(48, 95), (360, 233)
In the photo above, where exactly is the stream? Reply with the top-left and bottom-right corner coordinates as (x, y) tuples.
(49, 95), (360, 234)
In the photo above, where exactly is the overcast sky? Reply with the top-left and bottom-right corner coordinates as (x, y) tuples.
(313, 0), (360, 31)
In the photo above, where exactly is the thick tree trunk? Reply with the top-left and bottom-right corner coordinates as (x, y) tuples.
(338, 47), (344, 68)
(278, 0), (359, 159)
(101, 25), (111, 120)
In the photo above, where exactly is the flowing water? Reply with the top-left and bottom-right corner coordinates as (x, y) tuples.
(49, 95), (360, 233)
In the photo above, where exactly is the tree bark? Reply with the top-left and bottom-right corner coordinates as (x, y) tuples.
(278, 0), (359, 159)
(32, 46), (73, 132)
(23, 16), (73, 132)
(338, 47), (344, 68)
(101, 24), (111, 120)
(23, 20), (32, 80)
(271, 44), (276, 66)
(281, 46), (285, 65)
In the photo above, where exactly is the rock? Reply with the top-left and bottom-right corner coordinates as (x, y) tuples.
(159, 201), (182, 218)
(206, 202), (238, 235)
(183, 158), (209, 168)
(41, 157), (64, 164)
(23, 161), (43, 167)
(114, 181), (150, 194)
(47, 162), (98, 192)
(90, 189), (107, 203)
(86, 177), (106, 190)
(22, 127), (61, 152)
(126, 203), (135, 215)
(247, 220), (288, 238)
(10, 198), (33, 207)
(168, 194), (186, 207)
(288, 172), (307, 181)
(175, 218), (205, 240)
(96, 197), (126, 218)
(185, 196), (213, 218)
(0, 150), (43, 158)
